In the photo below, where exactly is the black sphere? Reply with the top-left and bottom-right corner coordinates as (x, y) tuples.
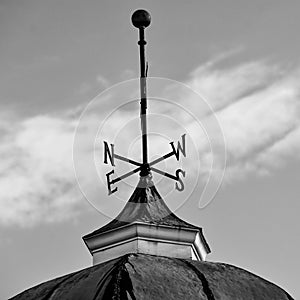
(131, 9), (151, 28)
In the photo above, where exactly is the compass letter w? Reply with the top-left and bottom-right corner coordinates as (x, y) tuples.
(170, 134), (186, 161)
(103, 141), (115, 166)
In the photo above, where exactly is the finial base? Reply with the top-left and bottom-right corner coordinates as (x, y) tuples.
(139, 163), (150, 177)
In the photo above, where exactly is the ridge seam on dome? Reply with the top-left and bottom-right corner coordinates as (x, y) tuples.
(96, 255), (136, 300)
(179, 259), (215, 300)
(92, 256), (127, 300)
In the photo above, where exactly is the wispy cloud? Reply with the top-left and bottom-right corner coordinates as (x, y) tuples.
(0, 114), (84, 227)
(120, 69), (137, 81)
(1, 55), (299, 226)
(96, 75), (110, 88)
(185, 58), (300, 181)
(78, 74), (110, 95)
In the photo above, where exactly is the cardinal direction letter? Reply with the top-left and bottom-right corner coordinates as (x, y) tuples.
(106, 170), (118, 195)
(175, 169), (186, 192)
(103, 141), (115, 166)
(170, 134), (186, 161)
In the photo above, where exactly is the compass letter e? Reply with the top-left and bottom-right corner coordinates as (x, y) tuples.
(106, 170), (118, 195)
(103, 141), (117, 195)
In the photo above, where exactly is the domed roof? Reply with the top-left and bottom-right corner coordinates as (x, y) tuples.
(10, 253), (293, 300)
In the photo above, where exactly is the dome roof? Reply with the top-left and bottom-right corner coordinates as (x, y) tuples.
(10, 253), (293, 300)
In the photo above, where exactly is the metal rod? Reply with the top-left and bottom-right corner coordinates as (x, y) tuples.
(132, 9), (151, 176)
(150, 167), (178, 181)
(111, 166), (142, 184)
(114, 154), (142, 166)
(148, 150), (175, 167)
(139, 27), (149, 175)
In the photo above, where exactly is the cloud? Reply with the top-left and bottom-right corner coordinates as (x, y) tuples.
(1, 55), (300, 226)
(184, 59), (300, 181)
(96, 75), (110, 88)
(0, 113), (85, 227)
(120, 69), (136, 81)
(78, 74), (110, 95)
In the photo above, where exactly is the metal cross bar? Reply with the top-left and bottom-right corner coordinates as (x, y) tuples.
(148, 150), (175, 167)
(114, 154), (142, 167)
(111, 166), (142, 184)
(150, 167), (178, 181)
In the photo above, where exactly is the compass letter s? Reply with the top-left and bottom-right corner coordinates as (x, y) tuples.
(103, 141), (115, 166)
(170, 134), (186, 161)
(175, 169), (186, 191)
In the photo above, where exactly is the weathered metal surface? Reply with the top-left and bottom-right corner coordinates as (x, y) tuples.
(11, 254), (294, 300)
(84, 176), (200, 239)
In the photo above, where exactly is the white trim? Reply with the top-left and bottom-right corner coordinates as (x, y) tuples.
(84, 222), (209, 264)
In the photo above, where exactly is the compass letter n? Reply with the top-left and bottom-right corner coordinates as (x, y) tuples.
(103, 141), (115, 166)
(170, 134), (186, 161)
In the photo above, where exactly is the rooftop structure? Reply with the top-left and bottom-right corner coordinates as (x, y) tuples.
(10, 9), (294, 300)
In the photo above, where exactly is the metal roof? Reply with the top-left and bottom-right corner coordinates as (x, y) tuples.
(84, 175), (202, 239)
(10, 253), (294, 300)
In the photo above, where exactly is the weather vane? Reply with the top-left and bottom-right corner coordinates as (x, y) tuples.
(103, 9), (186, 195)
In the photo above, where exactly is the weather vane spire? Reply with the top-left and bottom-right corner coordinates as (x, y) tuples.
(103, 9), (186, 195)
(132, 9), (151, 176)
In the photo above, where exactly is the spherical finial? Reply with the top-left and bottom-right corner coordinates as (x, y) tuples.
(131, 9), (151, 28)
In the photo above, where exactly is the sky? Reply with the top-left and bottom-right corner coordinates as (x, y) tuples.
(0, 0), (299, 299)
